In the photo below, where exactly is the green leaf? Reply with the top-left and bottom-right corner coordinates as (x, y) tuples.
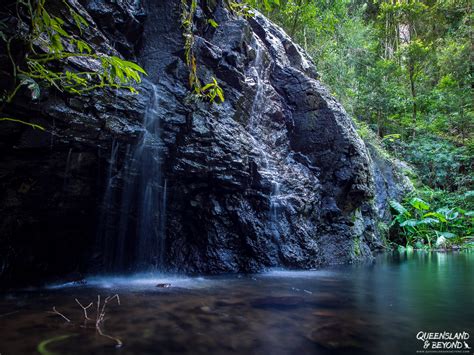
(42, 10), (51, 27)
(423, 212), (447, 223)
(390, 200), (409, 216)
(75, 40), (92, 54)
(122, 60), (147, 75)
(409, 197), (430, 211)
(216, 86), (224, 103)
(436, 231), (456, 239)
(201, 82), (213, 91)
(418, 217), (440, 225)
(400, 219), (419, 227)
(71, 11), (89, 33)
(382, 133), (401, 142)
(50, 34), (64, 52)
(50, 18), (68, 37)
(437, 207), (459, 220)
(53, 16), (64, 26)
(208, 19), (219, 28)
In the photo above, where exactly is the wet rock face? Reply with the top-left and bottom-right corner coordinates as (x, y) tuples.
(154, 3), (377, 272)
(0, 0), (406, 284)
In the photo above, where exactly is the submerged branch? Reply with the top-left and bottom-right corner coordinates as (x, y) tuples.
(47, 306), (71, 322)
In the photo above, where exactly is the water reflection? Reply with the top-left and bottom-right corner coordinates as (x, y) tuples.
(0, 252), (473, 354)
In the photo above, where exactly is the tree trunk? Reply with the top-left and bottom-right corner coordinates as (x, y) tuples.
(409, 64), (417, 138)
(290, 0), (303, 38)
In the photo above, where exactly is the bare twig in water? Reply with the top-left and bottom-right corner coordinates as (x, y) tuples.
(45, 294), (123, 348)
(96, 323), (123, 347)
(75, 298), (93, 320)
(0, 310), (20, 318)
(95, 294), (122, 348)
(47, 306), (71, 322)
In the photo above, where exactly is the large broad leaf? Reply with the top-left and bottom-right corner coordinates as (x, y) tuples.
(390, 200), (409, 216)
(400, 219), (419, 227)
(418, 217), (440, 225)
(437, 207), (459, 220)
(423, 212), (447, 223)
(409, 197), (430, 211)
(436, 231), (456, 239)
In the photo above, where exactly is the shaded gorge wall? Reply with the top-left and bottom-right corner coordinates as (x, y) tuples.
(0, 0), (411, 286)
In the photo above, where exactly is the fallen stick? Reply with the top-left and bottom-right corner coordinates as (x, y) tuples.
(47, 306), (71, 322)
(75, 298), (93, 320)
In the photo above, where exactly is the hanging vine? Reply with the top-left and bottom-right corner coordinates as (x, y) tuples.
(179, 0), (281, 103)
(180, 0), (224, 103)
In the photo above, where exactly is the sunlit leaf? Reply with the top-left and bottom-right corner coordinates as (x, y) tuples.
(410, 197), (430, 211)
(208, 19), (219, 28)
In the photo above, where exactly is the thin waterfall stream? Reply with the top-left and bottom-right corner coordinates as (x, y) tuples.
(246, 37), (282, 237)
(100, 84), (167, 272)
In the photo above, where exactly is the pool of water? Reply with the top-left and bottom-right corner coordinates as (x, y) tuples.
(1, 252), (473, 354)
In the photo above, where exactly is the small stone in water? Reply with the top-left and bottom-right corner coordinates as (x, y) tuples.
(156, 283), (171, 288)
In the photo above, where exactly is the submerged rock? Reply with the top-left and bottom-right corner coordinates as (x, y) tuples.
(156, 283), (172, 288)
(0, 0), (410, 284)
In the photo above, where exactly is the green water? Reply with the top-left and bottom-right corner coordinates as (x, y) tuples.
(0, 252), (473, 354)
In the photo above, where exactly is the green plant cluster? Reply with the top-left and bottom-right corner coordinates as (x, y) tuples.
(390, 196), (473, 250)
(180, 0), (224, 104)
(178, 0), (282, 103)
(0, 0), (147, 129)
(385, 136), (472, 191)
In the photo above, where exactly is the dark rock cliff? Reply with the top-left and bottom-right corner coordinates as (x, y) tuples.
(0, 0), (410, 285)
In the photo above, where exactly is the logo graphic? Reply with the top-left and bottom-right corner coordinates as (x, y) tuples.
(416, 331), (472, 353)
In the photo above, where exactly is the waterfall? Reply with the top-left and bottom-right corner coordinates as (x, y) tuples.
(62, 148), (73, 194)
(270, 181), (280, 222)
(247, 38), (281, 236)
(100, 84), (167, 272)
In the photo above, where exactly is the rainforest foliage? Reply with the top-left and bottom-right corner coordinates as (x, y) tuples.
(252, 0), (473, 248)
(0, 0), (147, 129)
